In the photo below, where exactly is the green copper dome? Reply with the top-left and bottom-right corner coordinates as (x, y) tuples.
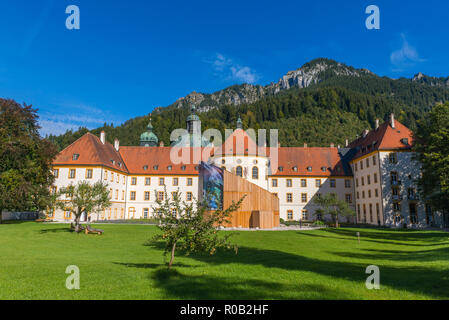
(140, 119), (159, 147)
(187, 105), (200, 122)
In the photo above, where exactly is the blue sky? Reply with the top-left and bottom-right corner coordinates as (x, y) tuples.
(0, 0), (448, 136)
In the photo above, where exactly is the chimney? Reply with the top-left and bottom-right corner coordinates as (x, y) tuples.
(390, 113), (395, 129)
(100, 131), (106, 144)
(159, 141), (164, 147)
(362, 129), (369, 138)
(304, 143), (308, 148)
(375, 119), (380, 130)
(330, 143), (335, 148)
(278, 142), (281, 148)
(345, 139), (349, 147)
(114, 138), (120, 152)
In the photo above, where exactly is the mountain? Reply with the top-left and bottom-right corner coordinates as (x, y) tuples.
(162, 58), (375, 113)
(47, 58), (449, 151)
(412, 72), (449, 88)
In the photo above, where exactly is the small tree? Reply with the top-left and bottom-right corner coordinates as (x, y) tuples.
(314, 193), (355, 228)
(151, 189), (245, 270)
(57, 181), (111, 232)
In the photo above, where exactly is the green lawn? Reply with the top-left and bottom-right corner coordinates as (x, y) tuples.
(0, 222), (448, 300)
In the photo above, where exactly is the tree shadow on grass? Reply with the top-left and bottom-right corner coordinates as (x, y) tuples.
(297, 229), (449, 247)
(331, 246), (449, 262)
(149, 268), (353, 300)
(185, 246), (449, 299)
(113, 262), (197, 269)
(39, 227), (73, 234)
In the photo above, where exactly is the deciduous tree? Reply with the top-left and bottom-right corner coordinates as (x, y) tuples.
(313, 193), (355, 228)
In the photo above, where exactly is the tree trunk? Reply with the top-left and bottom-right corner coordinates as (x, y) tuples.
(74, 214), (82, 233)
(168, 242), (177, 270)
(335, 215), (339, 228)
(0, 208), (3, 224)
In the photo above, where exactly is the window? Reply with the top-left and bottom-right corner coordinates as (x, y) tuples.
(315, 193), (322, 200)
(252, 167), (259, 179)
(389, 153), (398, 164)
(272, 179), (278, 187)
(64, 211), (71, 219)
(159, 177), (165, 186)
(187, 192), (193, 201)
(374, 173), (378, 183)
(393, 202), (401, 212)
(362, 191), (365, 199)
(301, 193), (307, 203)
(130, 191), (136, 201)
(376, 203), (380, 224)
(158, 192), (164, 201)
(345, 194), (352, 204)
(143, 208), (149, 219)
(69, 169), (76, 179)
(171, 192), (177, 200)
(187, 178), (193, 186)
(286, 193), (293, 203)
(360, 161), (364, 170)
(121, 190), (124, 200)
(301, 210), (308, 221)
(361, 177), (365, 186)
(104, 170), (108, 180)
(111, 172), (114, 182)
(131, 177), (137, 185)
(236, 166), (243, 177)
(357, 204), (361, 222)
(287, 210), (293, 220)
(330, 179), (336, 188)
(117, 174), (119, 183)
(53, 169), (59, 178)
(315, 179), (321, 187)
(145, 177), (151, 186)
(86, 169), (93, 179)
(356, 178), (359, 187)
(372, 155), (377, 166)
(72, 154), (79, 161)
(144, 191), (150, 201)
(363, 204), (367, 222)
(115, 189), (118, 200)
(345, 179), (351, 188)
(390, 171), (398, 184)
(173, 178), (179, 186)
(278, 166), (284, 172)
(114, 208), (117, 219)
(355, 163), (358, 172)
(367, 175), (371, 185)
(109, 189), (113, 199)
(301, 179), (307, 187)
(375, 189), (379, 197)
(121, 208), (124, 219)
(171, 208), (177, 218)
(357, 192), (360, 199)
(369, 204), (373, 222)
(167, 165), (172, 171)
(286, 179), (292, 187)
(366, 158), (370, 168)
(368, 190), (372, 198)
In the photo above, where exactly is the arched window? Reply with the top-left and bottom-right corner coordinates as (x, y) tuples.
(236, 166), (243, 177)
(252, 166), (259, 179)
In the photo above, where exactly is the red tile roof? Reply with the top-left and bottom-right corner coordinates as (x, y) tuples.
(53, 133), (128, 172)
(348, 119), (413, 161)
(271, 147), (350, 177)
(119, 146), (212, 175)
(212, 129), (268, 157)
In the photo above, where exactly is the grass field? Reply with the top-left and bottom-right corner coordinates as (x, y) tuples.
(0, 221), (448, 300)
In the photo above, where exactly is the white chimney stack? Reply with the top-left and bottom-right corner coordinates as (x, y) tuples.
(345, 139), (349, 147)
(375, 119), (380, 130)
(114, 138), (120, 151)
(330, 143), (335, 148)
(304, 143), (308, 148)
(100, 131), (106, 144)
(390, 113), (395, 129)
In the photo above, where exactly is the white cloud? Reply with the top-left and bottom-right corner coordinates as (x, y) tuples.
(208, 53), (259, 84)
(390, 34), (425, 71)
(38, 102), (124, 137)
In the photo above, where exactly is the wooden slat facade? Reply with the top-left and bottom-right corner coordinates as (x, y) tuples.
(219, 170), (280, 229)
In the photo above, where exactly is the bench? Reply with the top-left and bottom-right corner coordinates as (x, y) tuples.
(84, 225), (104, 235)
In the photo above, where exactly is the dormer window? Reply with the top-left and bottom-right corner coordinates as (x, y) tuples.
(143, 165), (148, 171)
(292, 166), (298, 172)
(401, 138), (409, 145)
(153, 165), (159, 170)
(181, 165), (186, 171)
(167, 165), (172, 171)
(278, 166), (284, 172)
(72, 154), (79, 160)
(307, 166), (312, 172)
(321, 167), (327, 172)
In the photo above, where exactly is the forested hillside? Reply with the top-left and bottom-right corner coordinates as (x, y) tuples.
(47, 58), (449, 151)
